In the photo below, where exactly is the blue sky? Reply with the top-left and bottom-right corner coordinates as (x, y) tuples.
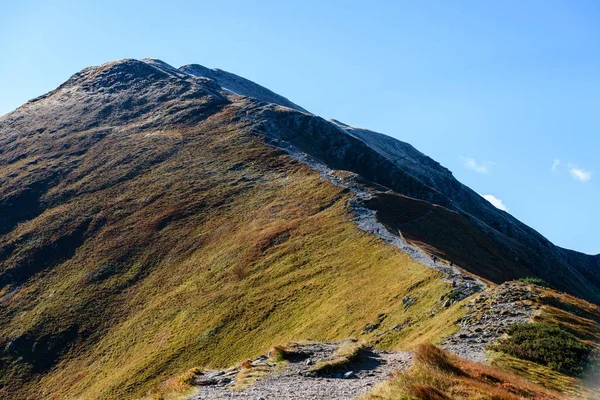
(1, 0), (598, 254)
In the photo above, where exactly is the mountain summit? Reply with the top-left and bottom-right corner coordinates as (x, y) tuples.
(0, 58), (598, 399)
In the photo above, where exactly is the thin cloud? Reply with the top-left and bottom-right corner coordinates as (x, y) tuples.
(461, 156), (492, 174)
(551, 159), (560, 172)
(482, 194), (508, 211)
(569, 166), (592, 182)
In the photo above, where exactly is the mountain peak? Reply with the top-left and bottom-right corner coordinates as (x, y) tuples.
(179, 63), (309, 113)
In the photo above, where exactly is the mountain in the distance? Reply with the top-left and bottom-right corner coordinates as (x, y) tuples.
(0, 58), (598, 399)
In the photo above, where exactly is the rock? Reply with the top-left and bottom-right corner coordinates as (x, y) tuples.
(220, 377), (233, 386)
(305, 358), (314, 365)
(195, 377), (219, 386)
(343, 371), (355, 379)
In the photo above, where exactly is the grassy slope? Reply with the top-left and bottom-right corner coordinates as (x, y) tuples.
(362, 343), (565, 400)
(0, 107), (463, 399)
(487, 284), (600, 398)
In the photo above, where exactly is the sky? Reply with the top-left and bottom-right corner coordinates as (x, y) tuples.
(1, 0), (599, 254)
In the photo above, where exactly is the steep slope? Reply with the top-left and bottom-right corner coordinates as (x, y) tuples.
(0, 59), (461, 399)
(174, 67), (600, 302)
(179, 62), (308, 113)
(236, 105), (600, 303)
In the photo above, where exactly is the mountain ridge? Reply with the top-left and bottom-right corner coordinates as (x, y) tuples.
(2, 58), (598, 299)
(0, 57), (598, 399)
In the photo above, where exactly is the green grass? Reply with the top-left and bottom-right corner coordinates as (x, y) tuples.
(488, 351), (595, 398)
(489, 323), (595, 376)
(517, 277), (552, 288)
(484, 284), (600, 397)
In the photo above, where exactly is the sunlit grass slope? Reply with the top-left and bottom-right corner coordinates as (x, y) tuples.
(362, 343), (565, 400)
(488, 283), (600, 398)
(0, 106), (460, 399)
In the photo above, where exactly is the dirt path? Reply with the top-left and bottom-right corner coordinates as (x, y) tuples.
(190, 342), (412, 400)
(441, 282), (540, 363)
(289, 150), (487, 300)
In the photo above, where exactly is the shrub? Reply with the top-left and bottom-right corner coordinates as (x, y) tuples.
(489, 323), (595, 376)
(517, 277), (551, 288)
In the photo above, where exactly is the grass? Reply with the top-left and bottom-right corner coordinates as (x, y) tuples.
(517, 277), (552, 288)
(269, 345), (306, 362)
(489, 323), (595, 376)
(361, 343), (564, 400)
(0, 107), (463, 399)
(230, 361), (272, 391)
(487, 284), (600, 397)
(308, 339), (365, 375)
(487, 351), (593, 398)
(142, 367), (202, 400)
(365, 193), (537, 284)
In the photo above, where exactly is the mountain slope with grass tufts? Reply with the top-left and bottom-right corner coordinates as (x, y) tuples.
(0, 58), (598, 399)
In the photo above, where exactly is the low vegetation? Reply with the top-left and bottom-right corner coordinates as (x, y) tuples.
(490, 323), (596, 376)
(269, 345), (303, 362)
(361, 343), (563, 400)
(308, 339), (365, 375)
(143, 367), (202, 400)
(517, 277), (552, 288)
(488, 284), (600, 397)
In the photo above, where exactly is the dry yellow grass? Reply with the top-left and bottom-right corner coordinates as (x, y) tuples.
(0, 107), (464, 399)
(308, 339), (365, 375)
(362, 344), (567, 400)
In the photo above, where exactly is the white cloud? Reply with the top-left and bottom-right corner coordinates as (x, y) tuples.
(569, 166), (592, 182)
(482, 194), (508, 211)
(551, 159), (560, 171)
(461, 156), (492, 174)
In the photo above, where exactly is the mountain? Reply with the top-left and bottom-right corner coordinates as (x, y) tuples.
(179, 61), (308, 113)
(0, 58), (598, 399)
(177, 61), (600, 302)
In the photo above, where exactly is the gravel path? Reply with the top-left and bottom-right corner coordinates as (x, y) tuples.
(189, 342), (412, 400)
(441, 282), (539, 363)
(289, 150), (487, 300)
